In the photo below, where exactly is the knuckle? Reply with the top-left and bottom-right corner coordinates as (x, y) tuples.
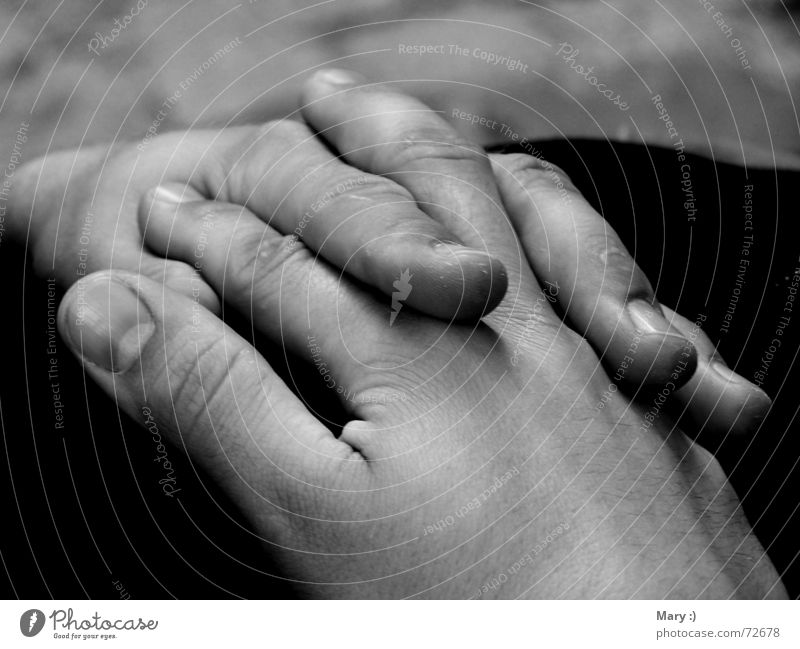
(506, 315), (593, 369)
(387, 127), (488, 170)
(579, 227), (651, 295)
(168, 338), (253, 443)
(581, 229), (632, 269)
(503, 297), (565, 350)
(167, 337), (224, 429)
(494, 153), (576, 194)
(254, 119), (312, 147)
(225, 120), (314, 199)
(312, 172), (414, 213)
(230, 231), (310, 296)
(225, 229), (271, 287)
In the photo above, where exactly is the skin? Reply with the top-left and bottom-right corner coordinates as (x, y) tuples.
(8, 70), (769, 441)
(53, 178), (785, 598)
(8, 70), (783, 597)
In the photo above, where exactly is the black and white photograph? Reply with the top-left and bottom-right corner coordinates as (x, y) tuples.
(0, 0), (799, 645)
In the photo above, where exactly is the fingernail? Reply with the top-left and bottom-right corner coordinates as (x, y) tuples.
(710, 359), (740, 384)
(153, 185), (189, 204)
(627, 299), (687, 341)
(711, 359), (772, 410)
(61, 277), (155, 373)
(711, 360), (769, 400)
(312, 68), (366, 88)
(710, 359), (772, 416)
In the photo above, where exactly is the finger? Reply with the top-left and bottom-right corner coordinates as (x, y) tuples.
(299, 69), (510, 248)
(5, 147), (102, 252)
(661, 305), (772, 444)
(138, 256), (221, 315)
(225, 123), (507, 321)
(138, 184), (220, 313)
(5, 142), (221, 315)
(154, 124), (507, 321)
(490, 152), (698, 388)
(300, 68), (527, 298)
(56, 271), (363, 526)
(138, 183), (427, 411)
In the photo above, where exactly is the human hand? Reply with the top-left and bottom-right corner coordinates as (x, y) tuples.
(7, 103), (506, 322)
(139, 69), (769, 440)
(6, 71), (686, 385)
(9, 69), (768, 438)
(55, 147), (784, 600)
(297, 69), (770, 440)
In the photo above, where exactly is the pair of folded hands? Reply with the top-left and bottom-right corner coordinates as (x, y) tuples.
(8, 69), (783, 597)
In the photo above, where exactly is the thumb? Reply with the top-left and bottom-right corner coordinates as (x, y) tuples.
(56, 270), (354, 524)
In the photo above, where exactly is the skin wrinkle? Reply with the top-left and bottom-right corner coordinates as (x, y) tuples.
(13, 71), (782, 596)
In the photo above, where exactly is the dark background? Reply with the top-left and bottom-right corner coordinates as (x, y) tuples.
(1, 138), (798, 599)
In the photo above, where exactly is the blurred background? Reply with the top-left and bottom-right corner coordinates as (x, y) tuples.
(1, 0), (799, 167)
